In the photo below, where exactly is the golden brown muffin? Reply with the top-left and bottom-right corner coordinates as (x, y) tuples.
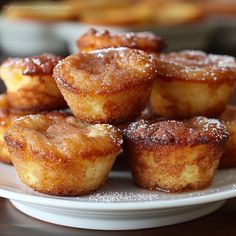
(150, 50), (236, 119)
(4, 114), (123, 196)
(219, 105), (236, 168)
(0, 53), (67, 112)
(0, 95), (70, 165)
(125, 117), (228, 192)
(77, 28), (166, 53)
(53, 47), (156, 124)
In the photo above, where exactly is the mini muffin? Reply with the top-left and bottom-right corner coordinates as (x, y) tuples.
(125, 117), (228, 192)
(150, 50), (236, 118)
(53, 47), (156, 124)
(0, 53), (67, 112)
(4, 114), (123, 196)
(77, 28), (166, 53)
(219, 105), (236, 168)
(0, 96), (69, 165)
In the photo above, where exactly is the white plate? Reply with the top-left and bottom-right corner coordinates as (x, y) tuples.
(0, 163), (236, 230)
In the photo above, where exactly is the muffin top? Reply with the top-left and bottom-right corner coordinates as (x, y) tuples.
(53, 47), (156, 95)
(77, 28), (166, 53)
(1, 53), (62, 76)
(155, 50), (236, 82)
(4, 114), (123, 161)
(125, 117), (228, 147)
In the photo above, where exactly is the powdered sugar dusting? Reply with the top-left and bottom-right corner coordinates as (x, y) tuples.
(89, 191), (159, 202)
(54, 47), (156, 95)
(155, 50), (236, 81)
(125, 117), (228, 145)
(1, 53), (62, 76)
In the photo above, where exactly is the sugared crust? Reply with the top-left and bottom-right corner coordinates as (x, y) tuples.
(0, 110), (72, 165)
(126, 117), (229, 147)
(155, 50), (236, 82)
(4, 114), (123, 160)
(1, 53), (62, 76)
(53, 47), (156, 95)
(125, 117), (228, 192)
(4, 114), (123, 196)
(77, 28), (166, 53)
(0, 53), (67, 111)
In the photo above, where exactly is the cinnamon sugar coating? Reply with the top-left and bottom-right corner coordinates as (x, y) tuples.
(53, 47), (156, 123)
(125, 117), (228, 192)
(77, 28), (166, 53)
(126, 117), (228, 147)
(0, 53), (67, 112)
(150, 50), (236, 118)
(155, 50), (236, 82)
(4, 114), (123, 196)
(0, 102), (70, 165)
(2, 53), (62, 76)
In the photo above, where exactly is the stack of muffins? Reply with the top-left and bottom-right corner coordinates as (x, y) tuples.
(0, 28), (236, 196)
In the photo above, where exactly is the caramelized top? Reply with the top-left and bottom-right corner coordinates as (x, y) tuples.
(77, 28), (166, 53)
(125, 117), (228, 147)
(155, 50), (236, 82)
(53, 47), (156, 95)
(1, 53), (62, 76)
(4, 114), (123, 160)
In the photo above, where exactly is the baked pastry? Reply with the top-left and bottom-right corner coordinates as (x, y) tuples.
(0, 53), (67, 112)
(4, 114), (123, 196)
(0, 95), (69, 165)
(77, 28), (166, 53)
(219, 105), (236, 168)
(53, 47), (156, 124)
(150, 50), (236, 118)
(125, 117), (228, 192)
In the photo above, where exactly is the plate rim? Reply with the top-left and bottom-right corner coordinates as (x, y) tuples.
(0, 168), (236, 211)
